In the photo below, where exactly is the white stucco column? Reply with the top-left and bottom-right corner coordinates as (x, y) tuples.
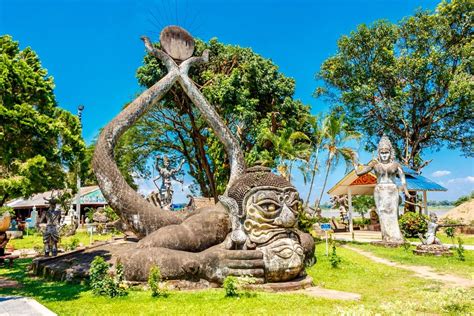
(423, 191), (428, 215)
(348, 187), (353, 233)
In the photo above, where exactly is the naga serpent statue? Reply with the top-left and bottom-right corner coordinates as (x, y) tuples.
(91, 26), (314, 284)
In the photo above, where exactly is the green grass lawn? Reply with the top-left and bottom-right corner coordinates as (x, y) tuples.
(349, 242), (474, 279)
(6, 231), (117, 251)
(1, 243), (472, 315)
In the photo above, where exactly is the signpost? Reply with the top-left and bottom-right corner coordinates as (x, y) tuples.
(320, 223), (331, 256)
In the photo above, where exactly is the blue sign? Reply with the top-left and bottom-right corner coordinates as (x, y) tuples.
(320, 223), (331, 231)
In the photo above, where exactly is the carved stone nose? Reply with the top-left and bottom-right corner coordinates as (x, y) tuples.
(274, 204), (296, 227)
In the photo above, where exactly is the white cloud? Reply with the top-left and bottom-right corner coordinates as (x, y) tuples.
(431, 170), (451, 178)
(447, 176), (474, 184)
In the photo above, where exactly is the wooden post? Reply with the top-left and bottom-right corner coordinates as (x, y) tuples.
(423, 191), (428, 215)
(348, 187), (353, 234)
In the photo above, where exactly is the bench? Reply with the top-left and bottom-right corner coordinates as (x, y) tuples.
(0, 253), (19, 268)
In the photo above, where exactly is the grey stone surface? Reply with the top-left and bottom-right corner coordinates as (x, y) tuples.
(0, 296), (56, 316)
(87, 25), (312, 285)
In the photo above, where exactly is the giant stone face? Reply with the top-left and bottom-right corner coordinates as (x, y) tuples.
(228, 173), (305, 282)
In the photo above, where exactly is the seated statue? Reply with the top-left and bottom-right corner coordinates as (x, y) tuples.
(92, 26), (314, 284)
(418, 212), (442, 245)
(413, 212), (458, 256)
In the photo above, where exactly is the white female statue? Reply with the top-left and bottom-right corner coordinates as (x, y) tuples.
(352, 135), (411, 243)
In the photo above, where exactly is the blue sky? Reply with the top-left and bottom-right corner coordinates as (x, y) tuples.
(1, 0), (472, 202)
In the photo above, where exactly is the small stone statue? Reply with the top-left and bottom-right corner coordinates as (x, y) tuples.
(152, 155), (185, 209)
(413, 212), (457, 256)
(352, 135), (411, 244)
(331, 195), (348, 224)
(419, 212), (442, 245)
(38, 192), (61, 256)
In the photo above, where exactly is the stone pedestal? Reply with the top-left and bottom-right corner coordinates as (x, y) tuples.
(413, 244), (452, 256)
(242, 275), (313, 292)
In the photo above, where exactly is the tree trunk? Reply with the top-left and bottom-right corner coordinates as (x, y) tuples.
(187, 108), (218, 201)
(305, 147), (320, 206)
(316, 152), (332, 210)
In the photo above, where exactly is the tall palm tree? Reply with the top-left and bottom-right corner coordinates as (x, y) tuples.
(316, 114), (360, 209)
(303, 115), (326, 207)
(258, 128), (312, 182)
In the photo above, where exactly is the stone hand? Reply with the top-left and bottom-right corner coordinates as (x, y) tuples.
(198, 243), (265, 284)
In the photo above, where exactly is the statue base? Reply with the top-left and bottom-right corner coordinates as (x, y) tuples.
(413, 244), (452, 256)
(370, 240), (404, 248)
(31, 239), (313, 290)
(242, 275), (313, 292)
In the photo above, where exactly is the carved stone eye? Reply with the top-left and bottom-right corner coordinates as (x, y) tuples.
(268, 205), (275, 212)
(273, 247), (295, 259)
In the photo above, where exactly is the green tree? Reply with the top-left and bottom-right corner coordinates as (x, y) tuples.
(0, 35), (85, 205)
(317, 0), (473, 171)
(300, 115), (327, 206)
(258, 128), (311, 181)
(317, 115), (360, 209)
(352, 195), (375, 219)
(117, 38), (311, 198)
(453, 191), (473, 206)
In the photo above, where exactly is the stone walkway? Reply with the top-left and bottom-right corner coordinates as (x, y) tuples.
(343, 245), (474, 288)
(0, 297), (56, 316)
(298, 287), (361, 301)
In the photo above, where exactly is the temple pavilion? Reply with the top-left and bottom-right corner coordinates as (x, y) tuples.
(327, 162), (447, 233)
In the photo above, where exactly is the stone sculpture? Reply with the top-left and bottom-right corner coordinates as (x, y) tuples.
(331, 195), (348, 224)
(151, 155), (185, 209)
(352, 135), (410, 244)
(91, 26), (313, 284)
(413, 212), (457, 256)
(419, 212), (442, 245)
(0, 212), (11, 263)
(37, 192), (61, 256)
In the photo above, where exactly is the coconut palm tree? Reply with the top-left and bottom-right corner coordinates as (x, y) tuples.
(316, 114), (360, 209)
(258, 128), (312, 182)
(302, 115), (327, 207)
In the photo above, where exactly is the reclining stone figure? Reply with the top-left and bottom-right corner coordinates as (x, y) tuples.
(92, 26), (314, 284)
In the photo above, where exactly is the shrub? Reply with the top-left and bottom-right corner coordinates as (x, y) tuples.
(329, 243), (341, 268)
(69, 237), (80, 250)
(223, 276), (256, 298)
(104, 206), (119, 221)
(89, 256), (127, 298)
(399, 212), (428, 238)
(148, 265), (166, 297)
(223, 276), (238, 297)
(456, 237), (465, 261)
(85, 208), (95, 222)
(402, 239), (411, 251)
(297, 205), (317, 233)
(353, 218), (371, 226)
(445, 226), (455, 240)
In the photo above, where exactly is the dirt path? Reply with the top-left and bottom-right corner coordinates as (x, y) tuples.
(0, 277), (20, 289)
(343, 245), (474, 288)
